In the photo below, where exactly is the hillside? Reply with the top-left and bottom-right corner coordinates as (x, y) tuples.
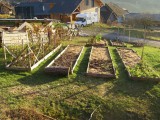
(103, 0), (160, 13)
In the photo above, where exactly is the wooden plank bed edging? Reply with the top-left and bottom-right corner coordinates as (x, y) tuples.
(71, 46), (84, 74)
(30, 44), (62, 71)
(116, 48), (132, 78)
(108, 47), (116, 77)
(116, 48), (160, 82)
(5, 66), (30, 71)
(86, 46), (93, 74)
(45, 45), (84, 76)
(86, 46), (116, 79)
(5, 44), (62, 71)
(45, 45), (69, 68)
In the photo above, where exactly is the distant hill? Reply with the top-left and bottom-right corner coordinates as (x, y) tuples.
(102, 0), (160, 13)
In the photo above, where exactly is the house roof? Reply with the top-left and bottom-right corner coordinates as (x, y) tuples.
(15, 0), (104, 16)
(46, 0), (82, 14)
(106, 2), (128, 17)
(16, 2), (51, 15)
(47, 0), (104, 14)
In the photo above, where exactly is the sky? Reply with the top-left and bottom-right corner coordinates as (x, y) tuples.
(103, 0), (160, 13)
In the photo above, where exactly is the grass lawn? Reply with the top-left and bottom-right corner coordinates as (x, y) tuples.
(81, 23), (110, 35)
(0, 37), (160, 120)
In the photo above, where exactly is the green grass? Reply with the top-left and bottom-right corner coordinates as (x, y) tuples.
(0, 38), (160, 119)
(81, 23), (110, 34)
(130, 45), (160, 72)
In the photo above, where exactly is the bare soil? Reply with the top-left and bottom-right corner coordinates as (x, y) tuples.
(88, 47), (114, 75)
(5, 109), (54, 120)
(117, 48), (141, 67)
(52, 45), (83, 68)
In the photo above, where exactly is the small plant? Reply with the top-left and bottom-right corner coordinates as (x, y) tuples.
(95, 34), (102, 42)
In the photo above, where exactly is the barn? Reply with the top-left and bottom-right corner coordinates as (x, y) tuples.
(15, 0), (104, 22)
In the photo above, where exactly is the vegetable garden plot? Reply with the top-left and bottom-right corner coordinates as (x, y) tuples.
(45, 45), (84, 76)
(2, 29), (61, 71)
(86, 40), (107, 47)
(86, 46), (116, 78)
(110, 40), (126, 47)
(132, 42), (144, 47)
(117, 48), (160, 81)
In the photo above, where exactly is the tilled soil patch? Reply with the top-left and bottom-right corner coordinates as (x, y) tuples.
(45, 45), (83, 75)
(117, 48), (141, 67)
(87, 47), (115, 78)
(52, 45), (82, 67)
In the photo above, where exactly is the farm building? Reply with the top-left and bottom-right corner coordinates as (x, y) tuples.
(49, 0), (103, 22)
(15, 0), (104, 22)
(0, 1), (14, 14)
(100, 2), (128, 23)
(15, 1), (52, 19)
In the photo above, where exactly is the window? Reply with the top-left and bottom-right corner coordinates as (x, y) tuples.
(42, 5), (45, 11)
(85, 0), (89, 6)
(92, 0), (94, 7)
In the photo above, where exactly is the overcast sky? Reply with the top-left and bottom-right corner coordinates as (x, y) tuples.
(103, 0), (160, 13)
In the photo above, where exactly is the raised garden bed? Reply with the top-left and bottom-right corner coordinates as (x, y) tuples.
(2, 23), (63, 71)
(117, 47), (160, 82)
(132, 42), (144, 47)
(86, 40), (107, 47)
(86, 46), (116, 78)
(6, 44), (62, 71)
(110, 40), (126, 47)
(45, 45), (84, 76)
